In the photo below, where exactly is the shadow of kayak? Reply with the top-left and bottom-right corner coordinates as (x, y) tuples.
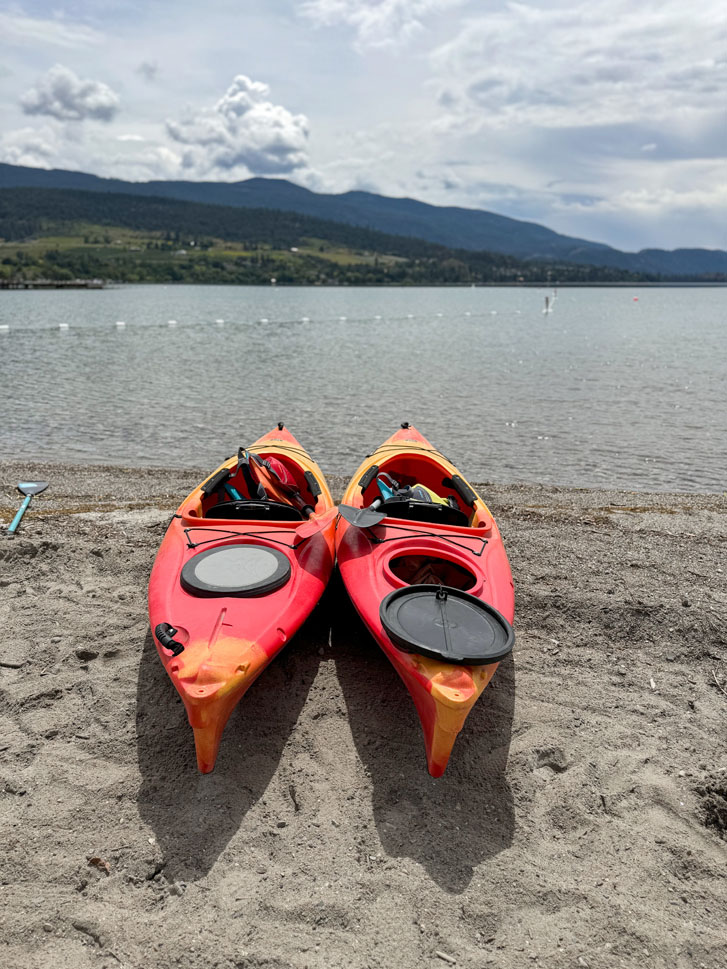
(330, 571), (515, 894)
(135, 604), (326, 882)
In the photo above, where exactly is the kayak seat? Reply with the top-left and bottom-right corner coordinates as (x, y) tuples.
(381, 497), (469, 527)
(205, 500), (305, 521)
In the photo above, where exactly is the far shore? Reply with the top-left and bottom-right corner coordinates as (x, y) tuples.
(2, 279), (727, 290)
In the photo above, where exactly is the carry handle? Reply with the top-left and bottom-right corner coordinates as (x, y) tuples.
(155, 623), (184, 656)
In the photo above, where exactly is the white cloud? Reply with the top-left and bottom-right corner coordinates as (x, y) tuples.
(166, 74), (309, 176)
(20, 65), (120, 122)
(300, 0), (462, 49)
(0, 123), (182, 182)
(0, 126), (58, 168)
(433, 0), (727, 129)
(0, 12), (104, 49)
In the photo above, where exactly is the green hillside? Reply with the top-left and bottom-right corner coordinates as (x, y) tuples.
(0, 187), (655, 286)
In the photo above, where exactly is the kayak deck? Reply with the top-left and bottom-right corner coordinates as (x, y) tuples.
(148, 426), (336, 772)
(336, 425), (515, 776)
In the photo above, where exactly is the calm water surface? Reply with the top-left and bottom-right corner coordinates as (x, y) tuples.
(0, 285), (724, 492)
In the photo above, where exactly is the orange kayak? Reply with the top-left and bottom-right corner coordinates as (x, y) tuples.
(148, 425), (336, 772)
(336, 424), (515, 776)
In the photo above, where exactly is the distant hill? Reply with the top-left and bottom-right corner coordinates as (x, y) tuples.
(0, 162), (725, 278)
(0, 187), (655, 286)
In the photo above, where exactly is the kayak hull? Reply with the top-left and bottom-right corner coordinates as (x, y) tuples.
(148, 427), (336, 772)
(335, 426), (514, 776)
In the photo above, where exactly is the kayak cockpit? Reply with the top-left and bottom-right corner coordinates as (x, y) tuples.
(353, 452), (488, 529)
(182, 449), (324, 523)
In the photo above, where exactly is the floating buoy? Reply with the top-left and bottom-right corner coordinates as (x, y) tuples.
(633, 297), (639, 301)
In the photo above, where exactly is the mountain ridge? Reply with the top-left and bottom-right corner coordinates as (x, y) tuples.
(0, 162), (725, 276)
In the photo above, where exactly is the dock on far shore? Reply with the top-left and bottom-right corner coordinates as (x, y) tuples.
(0, 278), (106, 290)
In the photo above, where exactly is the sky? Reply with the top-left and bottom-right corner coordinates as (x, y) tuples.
(1, 0), (726, 251)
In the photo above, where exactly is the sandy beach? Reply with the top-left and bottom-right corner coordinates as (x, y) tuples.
(1, 461), (725, 969)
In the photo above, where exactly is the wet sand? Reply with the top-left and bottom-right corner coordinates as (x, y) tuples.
(1, 462), (725, 969)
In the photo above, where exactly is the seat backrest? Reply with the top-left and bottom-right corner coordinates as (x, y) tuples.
(381, 497), (469, 527)
(205, 500), (304, 522)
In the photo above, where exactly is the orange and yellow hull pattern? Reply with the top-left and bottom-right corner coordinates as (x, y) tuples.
(148, 427), (336, 772)
(335, 426), (514, 776)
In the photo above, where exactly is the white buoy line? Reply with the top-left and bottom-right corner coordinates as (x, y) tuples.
(0, 309), (519, 335)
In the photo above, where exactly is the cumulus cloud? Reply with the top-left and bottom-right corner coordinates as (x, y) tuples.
(300, 0), (462, 49)
(0, 123), (184, 182)
(166, 74), (309, 176)
(20, 65), (120, 122)
(433, 0), (727, 129)
(0, 126), (58, 168)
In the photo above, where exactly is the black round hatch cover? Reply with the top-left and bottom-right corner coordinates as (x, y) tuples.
(380, 585), (514, 665)
(181, 544), (291, 597)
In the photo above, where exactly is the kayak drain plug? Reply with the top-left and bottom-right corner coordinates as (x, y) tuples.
(155, 623), (184, 656)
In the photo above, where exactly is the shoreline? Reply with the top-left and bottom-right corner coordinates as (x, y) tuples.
(3, 280), (727, 290)
(1, 461), (725, 968)
(1, 459), (725, 511)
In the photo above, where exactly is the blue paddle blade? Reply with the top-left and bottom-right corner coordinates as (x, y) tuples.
(18, 481), (48, 496)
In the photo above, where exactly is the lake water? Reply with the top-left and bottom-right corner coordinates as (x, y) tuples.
(0, 285), (725, 493)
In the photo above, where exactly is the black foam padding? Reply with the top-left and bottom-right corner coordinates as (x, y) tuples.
(382, 497), (469, 527)
(205, 500), (304, 521)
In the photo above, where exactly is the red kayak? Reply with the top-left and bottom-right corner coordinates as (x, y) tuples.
(148, 425), (336, 772)
(336, 424), (515, 776)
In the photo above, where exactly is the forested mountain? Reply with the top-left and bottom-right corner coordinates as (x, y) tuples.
(0, 187), (655, 286)
(1, 162), (725, 278)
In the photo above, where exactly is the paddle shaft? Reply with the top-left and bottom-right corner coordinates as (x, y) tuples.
(7, 495), (33, 536)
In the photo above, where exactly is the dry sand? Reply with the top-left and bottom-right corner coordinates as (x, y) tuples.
(0, 461), (725, 969)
